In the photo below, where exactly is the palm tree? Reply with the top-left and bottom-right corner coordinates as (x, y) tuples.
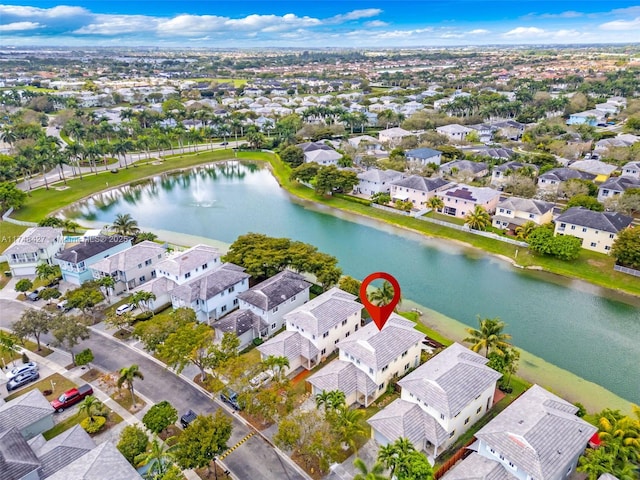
(117, 364), (144, 407)
(262, 355), (290, 382)
(515, 221), (536, 240)
(353, 458), (388, 480)
(135, 435), (176, 479)
(335, 406), (366, 455)
(377, 438), (415, 479)
(367, 281), (396, 308)
(426, 196), (444, 216)
(78, 395), (104, 424)
(464, 205), (491, 231)
(463, 316), (512, 357)
(111, 213), (140, 237)
(130, 290), (156, 312)
(315, 389), (346, 412)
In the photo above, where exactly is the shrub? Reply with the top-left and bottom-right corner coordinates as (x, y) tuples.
(117, 425), (149, 464)
(135, 311), (153, 321)
(75, 348), (94, 366)
(15, 279), (33, 293)
(80, 415), (106, 433)
(142, 400), (178, 434)
(252, 337), (264, 346)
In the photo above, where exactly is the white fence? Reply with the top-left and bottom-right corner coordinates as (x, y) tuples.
(2, 207), (38, 227)
(614, 264), (640, 277)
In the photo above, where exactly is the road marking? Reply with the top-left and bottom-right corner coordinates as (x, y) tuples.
(219, 431), (255, 460)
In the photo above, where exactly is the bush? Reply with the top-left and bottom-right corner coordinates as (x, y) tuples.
(135, 311), (153, 321)
(309, 284), (324, 296)
(75, 348), (94, 366)
(15, 279), (33, 293)
(117, 425), (149, 464)
(80, 415), (106, 433)
(333, 193), (372, 206)
(252, 337), (263, 346)
(142, 400), (178, 434)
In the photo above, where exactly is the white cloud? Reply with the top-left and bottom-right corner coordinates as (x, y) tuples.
(599, 16), (640, 30)
(328, 9), (382, 23)
(467, 29), (490, 35)
(503, 26), (546, 38)
(365, 20), (388, 28)
(524, 10), (584, 19)
(0, 21), (41, 32)
(74, 14), (158, 35)
(0, 5), (88, 18)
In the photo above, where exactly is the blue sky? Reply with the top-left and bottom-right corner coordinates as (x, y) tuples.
(1, 1), (640, 47)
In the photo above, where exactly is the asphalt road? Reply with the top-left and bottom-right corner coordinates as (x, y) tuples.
(0, 299), (305, 480)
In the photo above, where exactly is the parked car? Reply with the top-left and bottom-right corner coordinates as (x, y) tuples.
(116, 303), (134, 315)
(27, 287), (46, 301)
(180, 409), (197, 428)
(57, 299), (70, 311)
(6, 361), (38, 381)
(221, 141), (229, 146)
(220, 387), (243, 410)
(50, 384), (94, 412)
(6, 370), (40, 391)
(249, 369), (274, 389)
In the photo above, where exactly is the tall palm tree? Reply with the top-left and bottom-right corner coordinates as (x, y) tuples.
(367, 281), (397, 308)
(335, 406), (366, 455)
(426, 196), (444, 216)
(111, 213), (140, 237)
(262, 355), (290, 382)
(463, 317), (512, 357)
(464, 205), (491, 231)
(117, 364), (144, 407)
(353, 458), (388, 480)
(315, 389), (346, 412)
(515, 221), (536, 240)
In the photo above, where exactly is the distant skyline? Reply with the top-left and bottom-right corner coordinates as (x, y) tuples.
(1, 1), (640, 48)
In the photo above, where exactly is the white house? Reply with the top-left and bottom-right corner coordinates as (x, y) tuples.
(0, 390), (55, 440)
(236, 270), (311, 336)
(436, 124), (473, 142)
(405, 147), (443, 166)
(490, 161), (538, 187)
(257, 288), (362, 374)
(436, 184), (501, 219)
(356, 169), (405, 196)
(212, 309), (268, 351)
(3, 227), (64, 276)
(378, 127), (414, 146)
(155, 244), (222, 286)
(368, 343), (501, 459)
(390, 176), (452, 207)
(307, 316), (423, 407)
(621, 161), (640, 179)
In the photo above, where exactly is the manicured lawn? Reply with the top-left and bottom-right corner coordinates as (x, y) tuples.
(1, 340), (53, 370)
(0, 222), (28, 254)
(399, 311), (454, 347)
(112, 389), (147, 412)
(4, 372), (76, 402)
(43, 409), (123, 440)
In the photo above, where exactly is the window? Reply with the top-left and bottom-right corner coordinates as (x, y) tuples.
(382, 365), (388, 372)
(605, 246), (611, 251)
(464, 417), (470, 425)
(341, 319), (347, 326)
(369, 367), (374, 374)
(228, 286), (235, 293)
(139, 276), (145, 282)
(404, 363), (410, 371)
(138, 263), (142, 269)
(312, 335), (316, 340)
(335, 339), (339, 344)
(499, 455), (505, 461)
(323, 332), (329, 338)
(345, 331), (350, 338)
(529, 214), (535, 219)
(499, 208), (504, 213)
(477, 406), (482, 414)
(354, 324), (358, 331)
(489, 448), (496, 455)
(449, 430), (455, 438)
(233, 299), (238, 305)
(145, 259), (152, 266)
(291, 295), (296, 301)
(321, 348), (326, 355)
(582, 227), (587, 233)
(609, 233), (614, 239)
(202, 263), (208, 269)
(221, 305), (227, 313)
(185, 272), (191, 279)
(271, 323), (276, 330)
(560, 223), (566, 228)
(590, 242), (597, 247)
(272, 306), (278, 313)
(378, 383), (385, 391)
(440, 413), (445, 420)
(570, 225), (575, 230)
(401, 350), (408, 358)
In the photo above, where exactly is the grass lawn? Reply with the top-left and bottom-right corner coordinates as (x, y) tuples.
(1, 340), (53, 370)
(399, 311), (454, 347)
(112, 390), (147, 413)
(4, 372), (76, 402)
(43, 409), (123, 440)
(0, 222), (28, 254)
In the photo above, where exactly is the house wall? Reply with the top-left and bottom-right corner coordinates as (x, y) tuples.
(597, 186), (623, 203)
(390, 184), (435, 207)
(494, 206), (553, 226)
(20, 414), (55, 440)
(537, 176), (561, 193)
(437, 192), (500, 219)
(554, 222), (617, 254)
(215, 327), (254, 352)
(174, 278), (249, 323)
(622, 165), (640, 179)
(477, 440), (528, 480)
(7, 234), (64, 276)
(57, 241), (132, 286)
(156, 256), (221, 285)
(239, 288), (310, 337)
(406, 154), (442, 166)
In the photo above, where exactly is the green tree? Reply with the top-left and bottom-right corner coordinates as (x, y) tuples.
(526, 226), (555, 256)
(135, 436), (177, 480)
(338, 276), (361, 297)
(367, 281), (396, 308)
(117, 364), (145, 407)
(371, 192), (391, 205)
(117, 425), (149, 464)
(159, 322), (215, 381)
(36, 263), (60, 284)
(464, 205), (491, 231)
(377, 438), (434, 480)
(315, 389), (346, 413)
(135, 231), (158, 244)
(463, 316), (512, 357)
(111, 213), (140, 237)
(314, 165), (359, 196)
(143, 401), (178, 435)
(0, 181), (27, 212)
(172, 411), (233, 477)
(290, 162), (320, 183)
(65, 284), (104, 315)
(280, 145), (305, 167)
(78, 394), (104, 424)
(550, 234), (582, 261)
(39, 287), (61, 304)
(50, 314), (90, 364)
(333, 406), (366, 455)
(74, 348), (94, 366)
(487, 346), (520, 389)
(566, 195), (604, 212)
(262, 355), (290, 382)
(515, 221), (537, 240)
(353, 458), (388, 480)
(133, 307), (195, 352)
(426, 196), (444, 215)
(14, 278), (33, 293)
(131, 290), (157, 313)
(12, 308), (52, 351)
(611, 226), (640, 269)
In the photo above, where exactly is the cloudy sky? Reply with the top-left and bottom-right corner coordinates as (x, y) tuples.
(1, 1), (640, 47)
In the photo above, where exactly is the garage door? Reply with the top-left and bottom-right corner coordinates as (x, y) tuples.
(12, 266), (35, 276)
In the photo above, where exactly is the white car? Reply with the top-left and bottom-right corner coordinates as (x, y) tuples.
(6, 362), (38, 381)
(249, 369), (274, 388)
(116, 303), (135, 316)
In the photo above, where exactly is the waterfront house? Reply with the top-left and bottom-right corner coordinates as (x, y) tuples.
(297, 141), (342, 166)
(554, 207), (633, 254)
(3, 227), (64, 277)
(492, 197), (554, 232)
(390, 176), (452, 207)
(356, 169), (405, 196)
(436, 184), (501, 218)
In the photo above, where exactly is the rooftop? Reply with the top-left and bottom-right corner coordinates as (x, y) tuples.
(155, 244), (221, 278)
(55, 236), (131, 264)
(237, 270), (311, 311)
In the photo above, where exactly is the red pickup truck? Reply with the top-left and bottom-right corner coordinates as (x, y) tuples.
(50, 384), (94, 412)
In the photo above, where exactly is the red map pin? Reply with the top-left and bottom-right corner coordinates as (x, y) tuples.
(359, 272), (401, 331)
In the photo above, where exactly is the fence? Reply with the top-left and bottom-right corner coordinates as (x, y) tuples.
(2, 208), (38, 227)
(434, 437), (476, 479)
(371, 203), (411, 216)
(614, 264), (640, 277)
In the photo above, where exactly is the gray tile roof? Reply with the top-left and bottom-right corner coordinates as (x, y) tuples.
(398, 343), (502, 417)
(284, 287), (361, 337)
(237, 270), (311, 310)
(406, 147), (442, 159)
(492, 161), (536, 173)
(440, 160), (488, 174)
(30, 425), (95, 478)
(155, 244), (221, 278)
(555, 207), (633, 234)
(307, 360), (377, 397)
(482, 148), (517, 161)
(45, 441), (139, 480)
(0, 428), (40, 480)
(441, 184), (501, 205)
(569, 160), (617, 176)
(475, 385), (597, 480)
(367, 398), (449, 447)
(339, 316), (424, 371)
(496, 197), (554, 215)
(3, 227), (63, 256)
(441, 452), (516, 480)
(212, 309), (268, 336)
(391, 175), (451, 193)
(357, 169), (404, 183)
(55, 236), (131, 264)
(171, 263), (250, 303)
(539, 168), (596, 182)
(0, 390), (55, 433)
(257, 331), (319, 362)
(599, 175), (640, 193)
(90, 241), (166, 274)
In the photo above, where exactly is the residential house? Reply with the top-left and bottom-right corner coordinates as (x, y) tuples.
(537, 168), (596, 195)
(594, 134), (639, 155)
(443, 385), (597, 480)
(554, 207), (633, 254)
(621, 161), (640, 179)
(491, 120), (525, 141)
(440, 160), (489, 180)
(405, 148), (443, 166)
(436, 184), (501, 218)
(491, 161), (538, 187)
(378, 127), (414, 146)
(170, 263), (250, 323)
(492, 197), (555, 232)
(368, 343), (501, 460)
(597, 176), (640, 203)
(0, 391), (54, 440)
(3, 227), (64, 277)
(468, 124), (494, 143)
(236, 270), (311, 336)
(567, 110), (606, 126)
(307, 316), (423, 407)
(347, 135), (385, 156)
(89, 241), (166, 294)
(54, 236), (132, 285)
(257, 288), (362, 374)
(436, 124), (473, 142)
(356, 169), (405, 196)
(211, 309), (268, 351)
(297, 142), (342, 165)
(569, 160), (617, 182)
(45, 441), (139, 480)
(390, 176), (452, 207)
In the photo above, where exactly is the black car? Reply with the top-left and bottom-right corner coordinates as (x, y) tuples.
(180, 409), (197, 428)
(220, 388), (243, 410)
(7, 370), (40, 391)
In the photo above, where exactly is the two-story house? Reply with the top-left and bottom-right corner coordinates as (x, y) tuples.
(597, 175), (640, 203)
(3, 227), (64, 277)
(405, 148), (443, 167)
(436, 184), (501, 219)
(368, 343), (501, 460)
(378, 127), (414, 146)
(170, 263), (250, 324)
(211, 309), (268, 351)
(356, 169), (405, 196)
(443, 385), (597, 480)
(436, 124), (473, 142)
(307, 316), (423, 407)
(492, 197), (554, 232)
(236, 270), (311, 336)
(439, 160), (489, 180)
(621, 160), (640, 179)
(257, 287), (362, 374)
(54, 236), (132, 285)
(490, 120), (525, 141)
(297, 142), (341, 165)
(554, 207), (633, 254)
(537, 168), (596, 195)
(490, 161), (538, 187)
(89, 241), (166, 294)
(390, 176), (452, 207)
